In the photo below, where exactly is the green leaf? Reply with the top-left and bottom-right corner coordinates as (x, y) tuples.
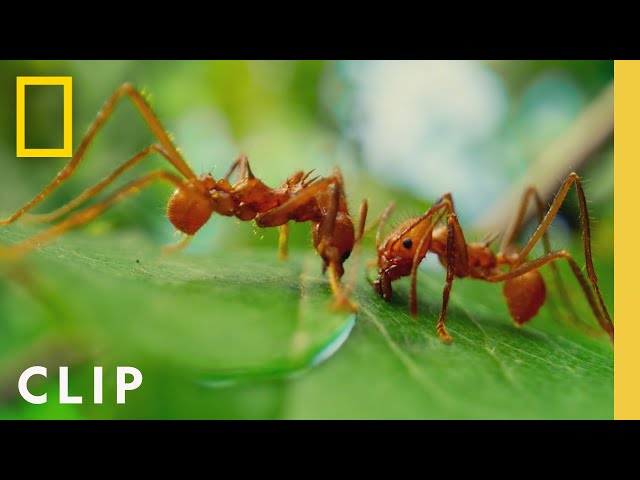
(0, 227), (354, 389)
(285, 267), (613, 419)
(0, 226), (612, 419)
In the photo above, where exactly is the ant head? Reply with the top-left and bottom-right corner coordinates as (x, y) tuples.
(377, 216), (433, 275)
(314, 212), (355, 279)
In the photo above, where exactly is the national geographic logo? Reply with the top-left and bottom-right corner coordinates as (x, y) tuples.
(16, 76), (72, 158)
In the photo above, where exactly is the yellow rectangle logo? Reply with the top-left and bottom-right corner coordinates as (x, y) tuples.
(16, 76), (72, 158)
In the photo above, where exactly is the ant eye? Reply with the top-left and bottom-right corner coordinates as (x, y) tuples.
(341, 250), (351, 262)
(402, 238), (413, 249)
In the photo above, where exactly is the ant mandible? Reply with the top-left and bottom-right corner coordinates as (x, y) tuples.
(371, 174), (614, 344)
(0, 83), (368, 312)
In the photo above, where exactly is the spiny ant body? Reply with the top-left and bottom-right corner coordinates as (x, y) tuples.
(372, 178), (614, 344)
(0, 83), (367, 311)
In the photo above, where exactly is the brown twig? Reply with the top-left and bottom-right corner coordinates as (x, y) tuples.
(473, 80), (614, 234)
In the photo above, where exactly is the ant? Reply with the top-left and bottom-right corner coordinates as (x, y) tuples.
(0, 83), (368, 312)
(370, 173), (614, 344)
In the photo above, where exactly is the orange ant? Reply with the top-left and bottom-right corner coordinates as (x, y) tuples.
(0, 83), (368, 312)
(370, 174), (614, 344)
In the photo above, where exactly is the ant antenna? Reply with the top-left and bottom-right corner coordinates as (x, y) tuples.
(481, 231), (500, 247)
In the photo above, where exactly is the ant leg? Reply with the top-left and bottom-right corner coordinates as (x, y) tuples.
(513, 173), (612, 333)
(224, 153), (254, 182)
(432, 213), (469, 343)
(0, 171), (184, 260)
(407, 196), (458, 318)
(371, 203), (396, 248)
(486, 251), (614, 342)
(501, 187), (550, 252)
(254, 169), (353, 311)
(354, 202), (393, 244)
(254, 176), (339, 305)
(435, 222), (456, 343)
(500, 186), (583, 330)
(278, 224), (289, 260)
(344, 199), (369, 295)
(1, 83), (198, 226)
(253, 175), (345, 305)
(162, 234), (193, 254)
(326, 262), (357, 312)
(22, 145), (174, 224)
(254, 177), (336, 227)
(319, 168), (342, 239)
(356, 199), (369, 242)
(323, 169), (358, 312)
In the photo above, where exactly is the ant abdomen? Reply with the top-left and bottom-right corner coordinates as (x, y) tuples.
(502, 270), (547, 326)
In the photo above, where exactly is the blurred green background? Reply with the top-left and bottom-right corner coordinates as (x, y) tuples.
(0, 61), (614, 419)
